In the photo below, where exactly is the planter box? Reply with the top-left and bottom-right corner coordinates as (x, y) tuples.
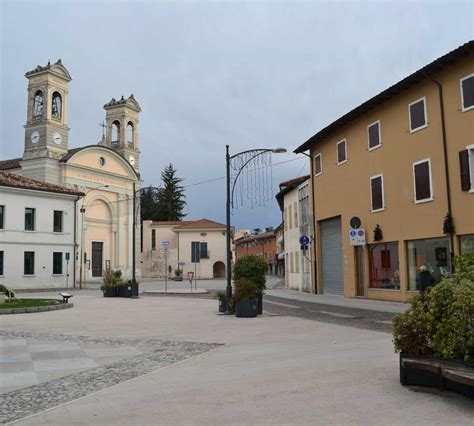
(218, 297), (227, 313)
(400, 353), (473, 399)
(257, 293), (263, 315)
(235, 299), (258, 318)
(103, 287), (115, 298)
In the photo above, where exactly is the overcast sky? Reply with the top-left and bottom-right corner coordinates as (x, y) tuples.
(1, 0), (473, 229)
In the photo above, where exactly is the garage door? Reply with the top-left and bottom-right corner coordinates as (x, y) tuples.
(320, 217), (344, 295)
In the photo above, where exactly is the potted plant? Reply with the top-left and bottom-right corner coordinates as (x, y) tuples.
(215, 290), (227, 313)
(174, 268), (183, 281)
(101, 269), (124, 297)
(234, 278), (258, 318)
(392, 253), (474, 398)
(233, 254), (267, 315)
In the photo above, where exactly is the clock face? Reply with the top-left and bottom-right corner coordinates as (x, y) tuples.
(129, 155), (135, 166)
(31, 131), (40, 144)
(53, 132), (62, 145)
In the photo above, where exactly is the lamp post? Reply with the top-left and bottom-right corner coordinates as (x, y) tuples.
(224, 145), (286, 314)
(79, 184), (109, 289)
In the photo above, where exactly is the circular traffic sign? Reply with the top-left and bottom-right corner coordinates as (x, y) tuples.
(299, 235), (310, 246)
(350, 216), (361, 229)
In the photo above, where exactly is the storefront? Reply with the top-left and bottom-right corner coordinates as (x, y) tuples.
(369, 242), (400, 290)
(407, 237), (451, 291)
(460, 234), (474, 254)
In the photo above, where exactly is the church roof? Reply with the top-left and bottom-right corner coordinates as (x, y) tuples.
(25, 59), (72, 81)
(0, 158), (21, 170)
(0, 170), (84, 196)
(104, 94), (141, 112)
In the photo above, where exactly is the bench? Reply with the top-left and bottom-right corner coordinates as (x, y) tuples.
(59, 292), (73, 303)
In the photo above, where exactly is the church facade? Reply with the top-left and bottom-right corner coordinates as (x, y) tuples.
(0, 59), (142, 286)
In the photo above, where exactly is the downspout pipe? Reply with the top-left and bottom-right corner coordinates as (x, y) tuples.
(300, 151), (317, 294)
(424, 73), (455, 261)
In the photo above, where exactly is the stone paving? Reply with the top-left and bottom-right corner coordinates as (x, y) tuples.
(0, 331), (222, 424)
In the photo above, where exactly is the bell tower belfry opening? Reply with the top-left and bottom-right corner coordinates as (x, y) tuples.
(103, 95), (141, 172)
(21, 59), (72, 182)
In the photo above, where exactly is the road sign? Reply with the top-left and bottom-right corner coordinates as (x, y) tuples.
(187, 271), (194, 283)
(163, 248), (168, 259)
(299, 235), (310, 246)
(162, 240), (169, 248)
(349, 228), (366, 246)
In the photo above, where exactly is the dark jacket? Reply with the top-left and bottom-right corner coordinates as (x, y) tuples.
(419, 270), (436, 292)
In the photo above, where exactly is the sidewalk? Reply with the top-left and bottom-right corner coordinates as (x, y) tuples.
(266, 287), (408, 314)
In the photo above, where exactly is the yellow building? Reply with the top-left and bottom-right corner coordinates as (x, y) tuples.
(0, 60), (142, 286)
(295, 41), (474, 302)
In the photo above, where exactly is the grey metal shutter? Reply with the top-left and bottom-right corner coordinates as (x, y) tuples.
(320, 217), (344, 295)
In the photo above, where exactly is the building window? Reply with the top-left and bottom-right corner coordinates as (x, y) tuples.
(407, 237), (451, 291)
(0, 251), (3, 275)
(200, 242), (208, 258)
(293, 202), (298, 228)
(112, 120), (121, 143)
(25, 208), (35, 231)
(0, 205), (4, 229)
(369, 242), (400, 289)
(33, 90), (44, 117)
(314, 154), (322, 176)
(460, 74), (474, 112)
(459, 145), (474, 192)
(53, 252), (63, 274)
(24, 251), (35, 275)
(368, 121), (381, 151)
(337, 139), (347, 165)
(53, 210), (63, 232)
(370, 174), (385, 212)
(127, 122), (134, 145)
(460, 234), (474, 254)
(51, 92), (62, 119)
(288, 204), (293, 229)
(151, 229), (156, 250)
(413, 159), (433, 203)
(409, 97), (428, 133)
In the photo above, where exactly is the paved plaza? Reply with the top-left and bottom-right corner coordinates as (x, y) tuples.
(1, 287), (473, 425)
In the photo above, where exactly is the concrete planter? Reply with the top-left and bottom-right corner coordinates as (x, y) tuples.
(400, 353), (473, 399)
(235, 299), (258, 318)
(103, 287), (115, 297)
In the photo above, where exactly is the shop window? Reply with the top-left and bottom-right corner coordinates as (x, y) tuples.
(368, 121), (381, 150)
(407, 237), (451, 291)
(460, 234), (474, 254)
(369, 242), (400, 289)
(409, 97), (427, 132)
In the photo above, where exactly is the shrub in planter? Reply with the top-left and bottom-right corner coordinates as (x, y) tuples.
(233, 254), (267, 314)
(215, 290), (227, 313)
(234, 278), (258, 318)
(101, 269), (124, 297)
(393, 253), (474, 363)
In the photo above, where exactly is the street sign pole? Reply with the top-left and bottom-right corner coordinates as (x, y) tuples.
(165, 252), (168, 293)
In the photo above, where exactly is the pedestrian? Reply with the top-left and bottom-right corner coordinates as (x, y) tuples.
(418, 265), (436, 292)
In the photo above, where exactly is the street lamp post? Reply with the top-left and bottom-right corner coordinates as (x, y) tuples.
(224, 145), (286, 314)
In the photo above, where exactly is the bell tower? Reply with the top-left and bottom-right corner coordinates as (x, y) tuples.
(103, 94), (141, 172)
(21, 59), (72, 183)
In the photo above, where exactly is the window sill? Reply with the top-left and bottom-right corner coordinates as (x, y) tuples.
(52, 274), (64, 276)
(462, 105), (474, 112)
(469, 189), (474, 194)
(337, 160), (348, 166)
(24, 230), (36, 233)
(368, 144), (382, 152)
(414, 197), (434, 204)
(371, 207), (385, 213)
(410, 123), (428, 133)
(368, 287), (401, 292)
(314, 172), (322, 177)
(23, 275), (36, 277)
(53, 231), (64, 234)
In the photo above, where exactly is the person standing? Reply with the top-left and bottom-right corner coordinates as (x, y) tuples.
(418, 265), (436, 292)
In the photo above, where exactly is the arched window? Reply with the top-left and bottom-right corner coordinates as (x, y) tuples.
(33, 90), (44, 117)
(112, 120), (121, 143)
(51, 92), (62, 119)
(127, 122), (134, 145)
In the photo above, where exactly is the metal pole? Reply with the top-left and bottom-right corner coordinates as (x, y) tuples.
(132, 182), (136, 285)
(225, 145), (233, 313)
(165, 253), (168, 292)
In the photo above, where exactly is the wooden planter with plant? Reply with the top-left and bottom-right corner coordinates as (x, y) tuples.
(233, 254), (267, 315)
(392, 253), (474, 398)
(101, 269), (125, 297)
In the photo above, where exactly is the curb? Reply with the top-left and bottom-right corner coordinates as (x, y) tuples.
(0, 302), (73, 315)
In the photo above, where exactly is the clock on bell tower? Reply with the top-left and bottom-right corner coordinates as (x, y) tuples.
(21, 59), (72, 183)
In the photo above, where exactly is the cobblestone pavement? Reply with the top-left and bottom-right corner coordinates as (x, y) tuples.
(263, 295), (395, 332)
(0, 331), (222, 424)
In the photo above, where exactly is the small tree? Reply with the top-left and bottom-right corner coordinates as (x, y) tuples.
(157, 164), (186, 221)
(140, 186), (161, 221)
(233, 254), (267, 295)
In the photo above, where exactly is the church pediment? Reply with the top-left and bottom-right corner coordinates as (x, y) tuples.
(25, 59), (72, 82)
(61, 145), (139, 179)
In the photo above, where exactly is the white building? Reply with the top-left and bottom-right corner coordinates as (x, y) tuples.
(276, 175), (314, 293)
(141, 219), (227, 279)
(0, 171), (83, 290)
